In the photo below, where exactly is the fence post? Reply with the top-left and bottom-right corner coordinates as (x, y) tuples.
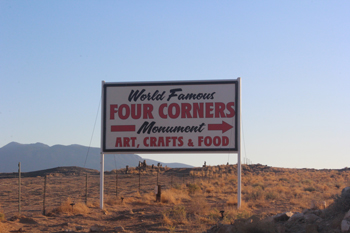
(116, 172), (118, 197)
(138, 168), (141, 193)
(18, 162), (21, 215)
(85, 174), (88, 205)
(157, 169), (159, 185)
(156, 185), (161, 202)
(43, 175), (47, 215)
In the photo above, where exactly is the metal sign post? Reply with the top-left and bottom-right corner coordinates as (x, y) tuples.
(100, 81), (105, 209)
(237, 77), (242, 209)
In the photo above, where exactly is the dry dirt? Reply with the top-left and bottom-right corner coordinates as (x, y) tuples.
(0, 164), (350, 233)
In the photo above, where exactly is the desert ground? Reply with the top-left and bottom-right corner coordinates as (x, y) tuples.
(1, 164), (350, 233)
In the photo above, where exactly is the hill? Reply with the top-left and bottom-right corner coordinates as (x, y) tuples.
(0, 142), (192, 173)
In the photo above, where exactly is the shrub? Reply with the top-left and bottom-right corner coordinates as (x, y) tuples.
(49, 198), (89, 215)
(163, 205), (187, 225)
(163, 213), (173, 226)
(105, 195), (123, 206)
(137, 192), (155, 205)
(173, 183), (181, 190)
(0, 205), (3, 222)
(226, 196), (238, 207)
(200, 208), (220, 224)
(187, 183), (200, 195)
(265, 191), (278, 200)
(236, 210), (251, 219)
(245, 189), (264, 201)
(302, 179), (313, 185)
(252, 183), (265, 190)
(161, 189), (181, 204)
(187, 195), (208, 215)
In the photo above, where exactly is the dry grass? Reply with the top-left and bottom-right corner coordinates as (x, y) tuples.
(187, 195), (209, 215)
(0, 208), (4, 221)
(0, 222), (5, 233)
(226, 195), (238, 207)
(161, 188), (189, 204)
(1, 164), (350, 232)
(87, 201), (100, 208)
(0, 207), (4, 233)
(162, 165), (349, 230)
(49, 197), (89, 215)
(163, 205), (188, 225)
(105, 195), (121, 206)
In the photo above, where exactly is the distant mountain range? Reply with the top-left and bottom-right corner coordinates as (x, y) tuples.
(0, 142), (193, 173)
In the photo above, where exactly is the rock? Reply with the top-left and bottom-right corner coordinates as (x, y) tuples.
(233, 218), (247, 227)
(274, 212), (293, 222)
(341, 219), (350, 232)
(261, 216), (274, 223)
(19, 217), (38, 224)
(304, 213), (321, 223)
(276, 224), (285, 233)
(114, 226), (125, 232)
(76, 226), (83, 231)
(342, 187), (350, 196)
(303, 209), (313, 214)
(9, 216), (20, 221)
(313, 209), (323, 217)
(90, 225), (105, 232)
(344, 209), (350, 221)
(245, 215), (260, 224)
(206, 223), (235, 233)
(305, 224), (318, 233)
(288, 212), (304, 223)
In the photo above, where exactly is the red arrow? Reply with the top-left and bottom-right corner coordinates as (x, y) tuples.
(111, 125), (136, 132)
(208, 121), (233, 133)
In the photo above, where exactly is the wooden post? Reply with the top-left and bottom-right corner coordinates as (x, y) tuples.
(85, 174), (88, 205)
(43, 175), (47, 215)
(116, 172), (118, 197)
(157, 169), (159, 185)
(156, 185), (161, 202)
(18, 162), (21, 215)
(138, 167), (141, 193)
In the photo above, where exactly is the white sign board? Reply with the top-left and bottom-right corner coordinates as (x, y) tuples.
(101, 80), (239, 153)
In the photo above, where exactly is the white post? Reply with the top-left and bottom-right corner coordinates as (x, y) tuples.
(100, 81), (105, 209)
(100, 152), (104, 209)
(237, 77), (242, 209)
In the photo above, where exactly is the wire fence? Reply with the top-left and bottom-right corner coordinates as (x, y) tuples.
(0, 169), (211, 217)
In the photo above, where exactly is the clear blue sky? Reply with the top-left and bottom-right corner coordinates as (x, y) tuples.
(1, 1), (349, 169)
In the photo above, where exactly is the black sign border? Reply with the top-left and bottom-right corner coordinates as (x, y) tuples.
(102, 80), (239, 154)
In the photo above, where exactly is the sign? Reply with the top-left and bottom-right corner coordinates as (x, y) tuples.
(101, 80), (239, 153)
